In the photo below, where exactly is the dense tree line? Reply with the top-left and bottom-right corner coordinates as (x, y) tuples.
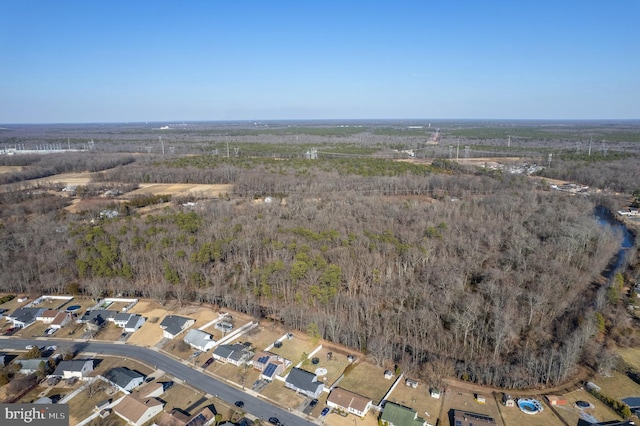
(0, 160), (628, 389)
(538, 157), (640, 193)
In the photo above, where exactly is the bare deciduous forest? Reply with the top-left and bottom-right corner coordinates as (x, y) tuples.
(1, 120), (639, 389)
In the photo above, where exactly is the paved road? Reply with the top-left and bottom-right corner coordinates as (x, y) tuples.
(0, 338), (316, 426)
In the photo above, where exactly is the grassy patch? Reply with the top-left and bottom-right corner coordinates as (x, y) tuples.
(336, 361), (393, 404)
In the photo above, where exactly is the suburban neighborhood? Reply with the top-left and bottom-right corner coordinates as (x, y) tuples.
(1, 293), (638, 426)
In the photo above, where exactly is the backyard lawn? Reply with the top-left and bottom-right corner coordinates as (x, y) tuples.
(553, 388), (624, 426)
(336, 361), (394, 404)
(387, 379), (443, 423)
(595, 371), (640, 400)
(243, 324), (287, 351)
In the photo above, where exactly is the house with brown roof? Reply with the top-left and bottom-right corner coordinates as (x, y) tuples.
(156, 406), (216, 426)
(51, 311), (72, 329)
(327, 387), (373, 417)
(37, 309), (60, 324)
(113, 395), (164, 426)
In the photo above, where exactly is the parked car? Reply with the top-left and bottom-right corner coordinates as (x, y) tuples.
(309, 398), (318, 407)
(25, 345), (36, 350)
(268, 417), (281, 425)
(234, 400), (244, 408)
(202, 358), (214, 368)
(46, 328), (57, 335)
(321, 407), (330, 416)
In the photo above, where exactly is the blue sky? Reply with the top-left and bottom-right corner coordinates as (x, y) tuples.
(1, 1), (639, 123)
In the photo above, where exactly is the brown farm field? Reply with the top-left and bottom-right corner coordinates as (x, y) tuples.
(0, 166), (23, 174)
(123, 182), (233, 198)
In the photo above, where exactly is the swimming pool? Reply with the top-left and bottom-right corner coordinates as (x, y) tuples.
(518, 398), (543, 415)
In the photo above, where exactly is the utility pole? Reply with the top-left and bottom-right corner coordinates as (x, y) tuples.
(226, 134), (230, 158)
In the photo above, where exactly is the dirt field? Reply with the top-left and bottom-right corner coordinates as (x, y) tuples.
(0, 166), (23, 174)
(123, 183), (233, 198)
(31, 172), (95, 186)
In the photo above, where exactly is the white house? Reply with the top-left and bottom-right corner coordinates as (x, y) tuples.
(183, 329), (216, 351)
(51, 360), (94, 378)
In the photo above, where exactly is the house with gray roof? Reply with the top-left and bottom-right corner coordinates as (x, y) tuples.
(104, 367), (145, 392)
(124, 314), (145, 332)
(78, 309), (115, 328)
(16, 358), (50, 375)
(51, 359), (94, 378)
(212, 343), (253, 366)
(183, 329), (216, 351)
(284, 367), (324, 398)
(8, 307), (44, 328)
(160, 315), (195, 339)
(78, 310), (144, 333)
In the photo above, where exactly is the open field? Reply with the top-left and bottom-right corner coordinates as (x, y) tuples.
(124, 182), (233, 198)
(336, 361), (394, 404)
(0, 166), (23, 174)
(593, 371), (640, 400)
(617, 347), (640, 372)
(32, 172), (95, 186)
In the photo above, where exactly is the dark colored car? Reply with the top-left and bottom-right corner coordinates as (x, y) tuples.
(268, 417), (280, 425)
(309, 398), (318, 407)
(234, 400), (244, 408)
(321, 407), (330, 416)
(202, 357), (214, 368)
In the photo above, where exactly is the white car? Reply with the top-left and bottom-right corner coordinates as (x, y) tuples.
(25, 345), (36, 350)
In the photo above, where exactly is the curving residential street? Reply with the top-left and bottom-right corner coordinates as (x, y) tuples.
(0, 337), (317, 426)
